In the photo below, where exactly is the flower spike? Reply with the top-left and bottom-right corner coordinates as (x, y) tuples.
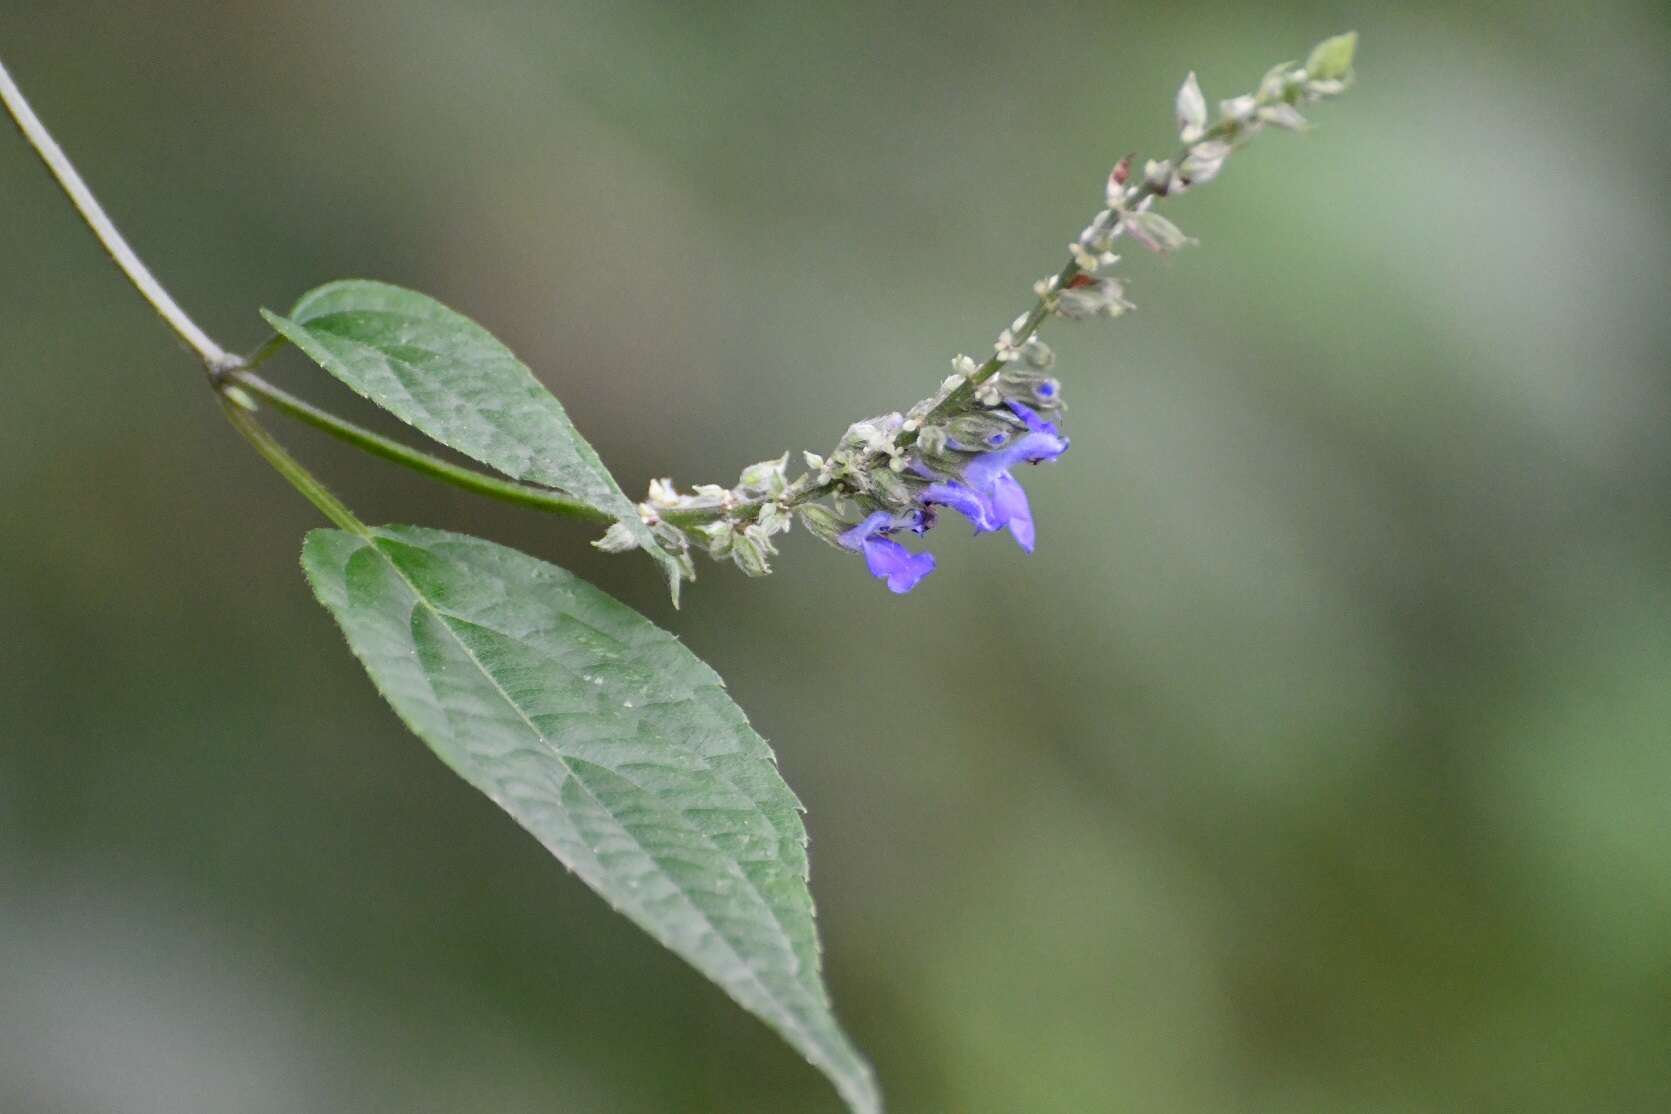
(613, 34), (1357, 593)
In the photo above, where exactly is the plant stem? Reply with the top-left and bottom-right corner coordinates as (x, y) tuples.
(230, 352), (779, 529)
(227, 370), (615, 524)
(0, 56), (237, 372)
(0, 57), (637, 535)
(0, 54), (355, 532)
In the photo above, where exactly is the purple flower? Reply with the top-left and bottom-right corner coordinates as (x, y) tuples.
(920, 402), (1068, 554)
(920, 481), (999, 532)
(1006, 400), (1064, 437)
(832, 400), (1067, 591)
(838, 512), (936, 593)
(988, 473), (1036, 551)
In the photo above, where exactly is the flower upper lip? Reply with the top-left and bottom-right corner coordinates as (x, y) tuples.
(910, 404), (1067, 563)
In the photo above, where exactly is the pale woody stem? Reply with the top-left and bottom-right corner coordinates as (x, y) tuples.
(0, 56), (237, 371)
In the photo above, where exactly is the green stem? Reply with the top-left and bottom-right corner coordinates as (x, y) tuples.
(228, 356), (790, 528)
(241, 332), (289, 372)
(226, 369), (615, 524)
(219, 396), (367, 536)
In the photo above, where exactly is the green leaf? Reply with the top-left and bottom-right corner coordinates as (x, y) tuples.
(1305, 31), (1358, 82)
(302, 523), (879, 1114)
(261, 281), (685, 601)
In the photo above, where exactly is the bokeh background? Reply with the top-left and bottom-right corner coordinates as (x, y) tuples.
(3, 2), (1669, 1111)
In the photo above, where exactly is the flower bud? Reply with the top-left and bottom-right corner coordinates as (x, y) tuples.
(696, 520), (734, 558)
(730, 533), (771, 577)
(737, 452), (790, 497)
(998, 371), (1063, 409)
(798, 504), (851, 549)
(690, 484), (730, 505)
(1177, 140), (1231, 188)
(1257, 103), (1308, 131)
(592, 522), (641, 554)
(1305, 31), (1357, 83)
(756, 501), (793, 537)
(646, 477), (681, 507)
(1081, 209), (1119, 251)
(998, 362), (1048, 390)
(917, 444), (972, 479)
(650, 520), (692, 557)
(1018, 336), (1055, 369)
(1258, 61), (1300, 102)
(672, 549), (696, 583)
(1124, 210), (1194, 255)
(947, 412), (1020, 452)
(1175, 72), (1207, 143)
(1219, 94), (1258, 124)
(866, 463), (916, 508)
(1053, 273), (1133, 318)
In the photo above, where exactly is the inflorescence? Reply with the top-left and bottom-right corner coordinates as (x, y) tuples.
(603, 33), (1358, 594)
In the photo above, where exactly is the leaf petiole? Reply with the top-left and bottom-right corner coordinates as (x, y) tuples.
(225, 369), (616, 524)
(218, 396), (367, 536)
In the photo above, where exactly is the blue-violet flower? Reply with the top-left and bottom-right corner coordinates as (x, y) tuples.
(838, 511), (937, 594)
(920, 401), (1068, 554)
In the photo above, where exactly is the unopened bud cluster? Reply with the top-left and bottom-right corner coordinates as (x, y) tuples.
(599, 32), (1357, 595)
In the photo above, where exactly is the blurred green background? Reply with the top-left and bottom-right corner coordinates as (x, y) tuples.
(4, 2), (1669, 1111)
